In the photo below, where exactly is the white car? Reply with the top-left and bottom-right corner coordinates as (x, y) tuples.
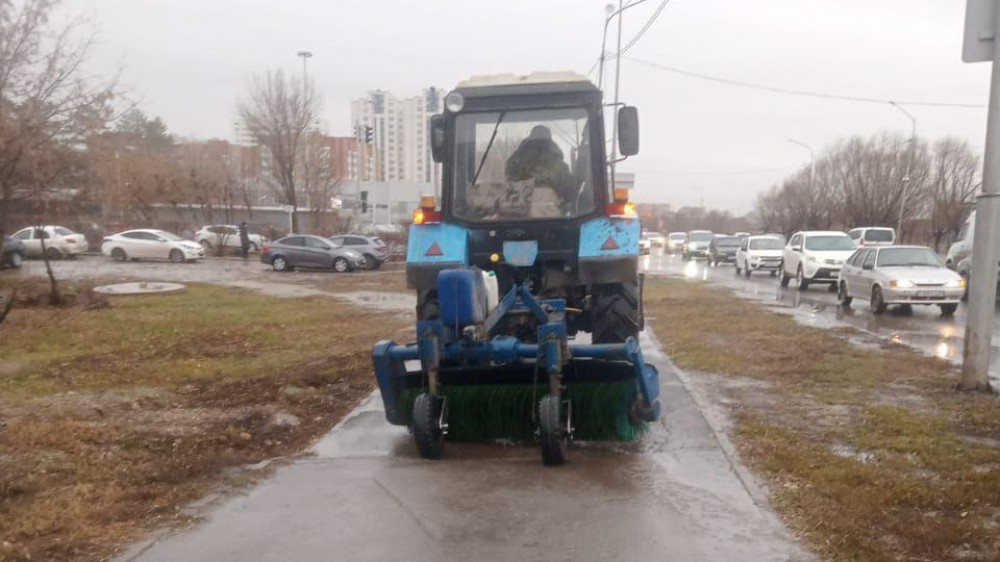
(638, 232), (651, 255)
(647, 232), (666, 248)
(9, 225), (88, 259)
(735, 235), (784, 277)
(102, 229), (205, 263)
(838, 245), (964, 316)
(848, 227), (896, 247)
(666, 232), (687, 254)
(945, 210), (975, 269)
(195, 225), (266, 252)
(780, 231), (855, 290)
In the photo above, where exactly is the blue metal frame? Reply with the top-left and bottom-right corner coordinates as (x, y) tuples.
(371, 281), (661, 429)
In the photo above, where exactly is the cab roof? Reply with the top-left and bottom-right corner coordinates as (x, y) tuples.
(452, 71), (599, 99)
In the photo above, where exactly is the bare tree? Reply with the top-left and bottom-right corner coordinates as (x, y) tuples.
(300, 132), (344, 234)
(238, 70), (319, 233)
(0, 0), (116, 248)
(928, 138), (980, 252)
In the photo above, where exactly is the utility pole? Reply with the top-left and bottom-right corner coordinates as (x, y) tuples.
(889, 101), (917, 243)
(960, 0), (999, 392)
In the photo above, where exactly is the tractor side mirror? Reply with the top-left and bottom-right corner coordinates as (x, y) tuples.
(617, 106), (639, 157)
(430, 115), (445, 163)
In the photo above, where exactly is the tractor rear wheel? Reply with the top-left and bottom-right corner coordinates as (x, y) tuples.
(539, 395), (567, 466)
(592, 283), (639, 344)
(416, 290), (439, 321)
(412, 393), (445, 460)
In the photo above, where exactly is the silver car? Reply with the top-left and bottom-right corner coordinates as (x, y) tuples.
(837, 245), (965, 316)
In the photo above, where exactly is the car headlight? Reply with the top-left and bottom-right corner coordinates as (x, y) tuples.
(807, 255), (818, 263)
(946, 279), (966, 289)
(889, 279), (915, 288)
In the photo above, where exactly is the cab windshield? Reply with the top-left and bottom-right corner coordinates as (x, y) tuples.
(452, 107), (595, 222)
(805, 235), (854, 251)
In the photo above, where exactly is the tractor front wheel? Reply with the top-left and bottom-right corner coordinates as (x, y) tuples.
(592, 283), (640, 344)
(412, 393), (445, 460)
(539, 395), (567, 466)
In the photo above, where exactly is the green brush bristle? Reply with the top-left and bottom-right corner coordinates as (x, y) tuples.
(397, 381), (647, 442)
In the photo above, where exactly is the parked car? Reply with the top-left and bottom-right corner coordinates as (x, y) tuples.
(838, 245), (964, 316)
(195, 225), (266, 252)
(707, 235), (740, 266)
(261, 235), (366, 273)
(945, 210), (975, 269)
(328, 234), (389, 270)
(9, 225), (88, 259)
(780, 231), (855, 290)
(683, 230), (714, 260)
(638, 232), (651, 255)
(2, 235), (25, 269)
(666, 232), (687, 254)
(735, 235), (784, 277)
(101, 229), (205, 263)
(848, 227), (896, 247)
(647, 232), (666, 248)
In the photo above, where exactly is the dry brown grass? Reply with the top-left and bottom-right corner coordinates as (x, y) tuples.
(0, 284), (409, 562)
(645, 278), (1000, 562)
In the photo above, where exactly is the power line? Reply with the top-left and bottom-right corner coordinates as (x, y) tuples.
(619, 0), (671, 55)
(625, 55), (986, 109)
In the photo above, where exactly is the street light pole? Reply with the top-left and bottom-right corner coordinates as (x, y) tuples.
(597, 0), (651, 91)
(889, 101), (917, 242)
(297, 50), (313, 82)
(960, 2), (1000, 393)
(609, 0), (624, 194)
(787, 138), (815, 187)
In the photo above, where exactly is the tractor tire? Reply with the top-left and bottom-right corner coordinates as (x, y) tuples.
(416, 290), (439, 321)
(592, 283), (639, 344)
(412, 393), (445, 460)
(539, 395), (566, 466)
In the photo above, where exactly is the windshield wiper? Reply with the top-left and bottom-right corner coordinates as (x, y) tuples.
(470, 111), (506, 187)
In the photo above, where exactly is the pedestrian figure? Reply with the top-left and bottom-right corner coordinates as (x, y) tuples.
(238, 222), (251, 259)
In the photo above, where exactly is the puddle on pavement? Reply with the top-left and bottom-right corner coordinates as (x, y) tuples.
(338, 291), (413, 312)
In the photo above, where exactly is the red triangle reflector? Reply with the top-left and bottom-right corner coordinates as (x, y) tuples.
(425, 242), (444, 257)
(601, 235), (619, 251)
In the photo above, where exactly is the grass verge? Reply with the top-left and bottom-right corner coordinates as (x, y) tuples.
(0, 283), (409, 562)
(645, 278), (1000, 562)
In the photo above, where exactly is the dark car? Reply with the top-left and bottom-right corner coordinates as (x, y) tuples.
(260, 235), (366, 273)
(2, 234), (25, 269)
(328, 235), (390, 270)
(708, 235), (741, 267)
(956, 255), (999, 301)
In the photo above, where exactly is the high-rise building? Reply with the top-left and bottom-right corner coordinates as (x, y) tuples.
(350, 87), (443, 186)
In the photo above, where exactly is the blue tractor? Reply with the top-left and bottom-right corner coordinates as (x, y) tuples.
(372, 72), (660, 465)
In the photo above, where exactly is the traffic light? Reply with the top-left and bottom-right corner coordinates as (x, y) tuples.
(365, 126), (374, 145)
(360, 190), (369, 214)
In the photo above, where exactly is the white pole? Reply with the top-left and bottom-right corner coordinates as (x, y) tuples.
(609, 0), (624, 193)
(960, 4), (1000, 393)
(889, 102), (917, 241)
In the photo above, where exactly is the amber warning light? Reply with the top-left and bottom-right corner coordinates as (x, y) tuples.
(606, 188), (636, 218)
(413, 195), (441, 225)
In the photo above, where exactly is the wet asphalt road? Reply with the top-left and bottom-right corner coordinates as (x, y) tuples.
(640, 248), (1000, 386)
(3, 256), (812, 561)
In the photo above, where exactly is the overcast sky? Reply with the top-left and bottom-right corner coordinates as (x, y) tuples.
(62, 0), (991, 214)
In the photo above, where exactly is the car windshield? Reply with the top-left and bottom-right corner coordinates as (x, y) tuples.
(158, 231), (182, 241)
(327, 238), (344, 248)
(750, 238), (784, 250)
(715, 237), (740, 248)
(865, 229), (894, 242)
(669, 234), (686, 240)
(452, 107), (595, 222)
(804, 235), (854, 251)
(689, 232), (713, 242)
(877, 247), (942, 267)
